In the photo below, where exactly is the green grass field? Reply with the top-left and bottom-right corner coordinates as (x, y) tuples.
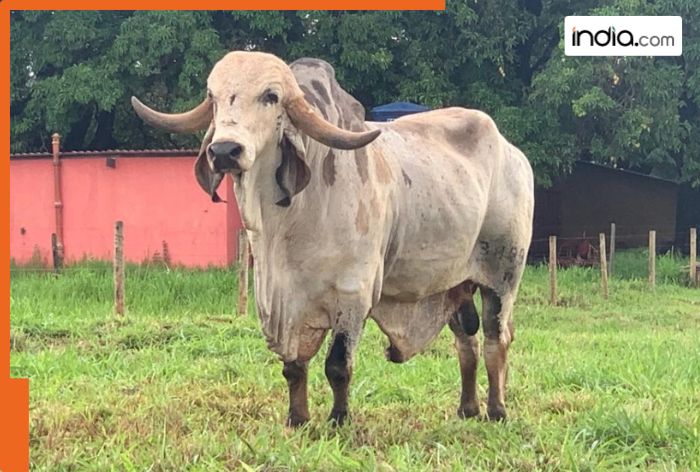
(10, 252), (700, 471)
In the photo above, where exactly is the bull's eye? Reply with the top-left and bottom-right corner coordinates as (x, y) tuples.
(229, 95), (236, 106)
(207, 90), (213, 100)
(262, 90), (279, 105)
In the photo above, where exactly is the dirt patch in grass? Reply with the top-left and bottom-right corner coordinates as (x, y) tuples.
(545, 391), (596, 414)
(118, 328), (179, 350)
(11, 327), (72, 352)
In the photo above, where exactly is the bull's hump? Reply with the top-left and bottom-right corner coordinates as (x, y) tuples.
(387, 107), (498, 156)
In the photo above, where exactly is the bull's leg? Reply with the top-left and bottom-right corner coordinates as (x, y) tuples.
(481, 286), (512, 421)
(282, 360), (310, 427)
(282, 327), (327, 427)
(448, 299), (481, 418)
(325, 332), (354, 425)
(324, 290), (370, 425)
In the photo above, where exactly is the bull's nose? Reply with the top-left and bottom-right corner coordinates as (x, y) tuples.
(208, 141), (244, 171)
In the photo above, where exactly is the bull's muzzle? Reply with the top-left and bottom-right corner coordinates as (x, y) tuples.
(207, 141), (244, 172)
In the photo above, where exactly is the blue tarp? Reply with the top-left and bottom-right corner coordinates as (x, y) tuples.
(370, 101), (429, 122)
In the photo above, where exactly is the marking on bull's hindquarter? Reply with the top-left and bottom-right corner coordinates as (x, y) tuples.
(478, 241), (490, 259)
(477, 240), (525, 267)
(494, 245), (506, 259)
(508, 247), (518, 263)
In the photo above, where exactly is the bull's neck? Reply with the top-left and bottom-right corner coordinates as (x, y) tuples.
(232, 146), (282, 235)
(231, 136), (318, 238)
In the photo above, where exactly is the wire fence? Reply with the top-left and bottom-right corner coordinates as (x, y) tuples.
(10, 231), (697, 270)
(9, 264), (235, 275)
(532, 234), (686, 244)
(10, 222), (698, 315)
(529, 229), (696, 260)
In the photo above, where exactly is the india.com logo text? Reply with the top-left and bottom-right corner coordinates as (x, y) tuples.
(564, 16), (682, 57)
(572, 26), (675, 48)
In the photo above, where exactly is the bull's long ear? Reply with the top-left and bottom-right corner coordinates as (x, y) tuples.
(275, 129), (310, 207)
(194, 124), (225, 202)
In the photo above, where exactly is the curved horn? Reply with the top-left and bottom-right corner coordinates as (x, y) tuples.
(285, 96), (380, 150)
(131, 96), (212, 133)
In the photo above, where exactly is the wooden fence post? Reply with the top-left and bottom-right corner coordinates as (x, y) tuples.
(51, 233), (60, 274)
(549, 235), (557, 306)
(690, 227), (697, 287)
(237, 229), (250, 316)
(51, 133), (65, 270)
(114, 221), (125, 315)
(608, 222), (616, 277)
(599, 233), (609, 300)
(648, 230), (656, 288)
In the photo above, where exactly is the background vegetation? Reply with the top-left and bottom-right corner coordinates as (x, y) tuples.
(10, 2), (700, 186)
(10, 253), (700, 470)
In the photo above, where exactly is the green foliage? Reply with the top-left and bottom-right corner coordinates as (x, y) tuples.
(10, 4), (700, 186)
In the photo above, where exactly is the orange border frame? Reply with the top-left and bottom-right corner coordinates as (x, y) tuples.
(2, 7), (30, 472)
(8, 0), (444, 10)
(2, 2), (444, 471)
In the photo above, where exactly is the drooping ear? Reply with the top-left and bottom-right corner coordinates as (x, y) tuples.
(194, 124), (225, 203)
(275, 129), (311, 207)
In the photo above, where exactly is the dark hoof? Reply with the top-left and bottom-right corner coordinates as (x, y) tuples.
(384, 344), (405, 363)
(487, 405), (507, 422)
(457, 404), (480, 419)
(328, 409), (348, 426)
(286, 413), (309, 428)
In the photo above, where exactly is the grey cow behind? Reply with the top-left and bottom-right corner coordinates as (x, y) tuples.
(132, 51), (534, 425)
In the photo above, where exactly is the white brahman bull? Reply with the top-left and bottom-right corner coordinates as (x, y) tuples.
(132, 51), (534, 425)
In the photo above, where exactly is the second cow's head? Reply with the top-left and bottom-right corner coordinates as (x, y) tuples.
(131, 51), (380, 205)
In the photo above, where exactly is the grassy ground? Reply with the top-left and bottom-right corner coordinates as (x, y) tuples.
(10, 253), (700, 471)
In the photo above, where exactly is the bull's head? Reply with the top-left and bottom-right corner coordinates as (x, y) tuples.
(131, 51), (380, 204)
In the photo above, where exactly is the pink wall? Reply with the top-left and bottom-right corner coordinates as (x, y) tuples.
(10, 153), (242, 267)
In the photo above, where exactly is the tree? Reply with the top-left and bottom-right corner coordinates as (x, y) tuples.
(10, 4), (700, 187)
(528, 0), (700, 186)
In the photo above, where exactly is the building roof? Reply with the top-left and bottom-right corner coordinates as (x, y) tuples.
(576, 161), (678, 185)
(371, 101), (430, 113)
(10, 148), (197, 160)
(370, 101), (430, 122)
